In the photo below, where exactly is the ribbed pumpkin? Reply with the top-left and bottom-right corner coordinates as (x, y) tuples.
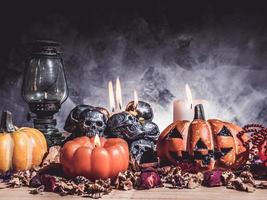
(157, 105), (249, 171)
(0, 111), (47, 173)
(60, 136), (129, 180)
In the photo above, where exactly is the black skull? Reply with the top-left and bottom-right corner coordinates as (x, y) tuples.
(64, 105), (109, 137)
(64, 105), (94, 133)
(78, 109), (106, 137)
(105, 111), (160, 164)
(126, 101), (154, 121)
(130, 139), (158, 164)
(142, 121), (160, 141)
(105, 111), (143, 141)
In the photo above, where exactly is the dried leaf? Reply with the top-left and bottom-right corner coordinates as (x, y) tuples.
(30, 185), (45, 194)
(221, 171), (236, 185)
(42, 145), (61, 166)
(227, 177), (255, 193)
(29, 175), (42, 188)
(239, 171), (255, 185)
(255, 181), (267, 189)
(114, 170), (140, 190)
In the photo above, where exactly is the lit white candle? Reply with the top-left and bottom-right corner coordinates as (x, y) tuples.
(108, 80), (115, 112)
(173, 84), (209, 121)
(115, 77), (123, 111)
(108, 77), (123, 113)
(133, 89), (138, 109)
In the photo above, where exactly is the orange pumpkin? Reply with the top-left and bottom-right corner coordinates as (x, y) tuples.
(60, 136), (129, 180)
(0, 111), (47, 173)
(157, 105), (249, 171)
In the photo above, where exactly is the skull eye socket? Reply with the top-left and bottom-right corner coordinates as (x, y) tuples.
(96, 121), (103, 127)
(85, 121), (91, 126)
(128, 116), (133, 121)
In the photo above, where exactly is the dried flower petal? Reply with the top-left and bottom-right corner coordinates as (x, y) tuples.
(203, 170), (223, 187)
(140, 168), (162, 189)
(40, 174), (56, 192)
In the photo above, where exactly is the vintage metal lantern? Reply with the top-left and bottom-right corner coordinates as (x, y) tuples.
(22, 40), (68, 146)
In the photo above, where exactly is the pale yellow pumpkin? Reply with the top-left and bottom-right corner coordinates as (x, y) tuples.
(0, 111), (47, 172)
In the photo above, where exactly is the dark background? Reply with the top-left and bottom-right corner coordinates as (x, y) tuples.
(0, 0), (267, 130)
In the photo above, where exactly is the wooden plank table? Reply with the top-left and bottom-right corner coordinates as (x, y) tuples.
(0, 183), (266, 200)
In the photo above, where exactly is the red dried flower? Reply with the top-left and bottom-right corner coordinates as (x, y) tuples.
(140, 168), (162, 189)
(203, 170), (222, 187)
(40, 174), (56, 192)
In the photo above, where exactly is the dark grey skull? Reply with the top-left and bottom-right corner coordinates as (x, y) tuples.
(64, 105), (109, 136)
(142, 121), (160, 141)
(78, 109), (106, 137)
(126, 101), (154, 121)
(64, 105), (94, 133)
(130, 139), (157, 164)
(105, 111), (144, 141)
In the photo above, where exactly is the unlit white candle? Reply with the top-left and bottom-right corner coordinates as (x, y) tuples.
(173, 99), (209, 122)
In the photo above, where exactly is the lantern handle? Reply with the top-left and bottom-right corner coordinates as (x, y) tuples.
(193, 104), (206, 121)
(0, 111), (16, 133)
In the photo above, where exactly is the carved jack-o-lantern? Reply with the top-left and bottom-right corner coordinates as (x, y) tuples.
(157, 104), (249, 170)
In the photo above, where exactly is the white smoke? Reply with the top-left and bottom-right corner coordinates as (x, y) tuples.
(2, 14), (267, 132)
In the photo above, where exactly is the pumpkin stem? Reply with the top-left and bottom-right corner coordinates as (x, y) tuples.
(193, 104), (206, 121)
(0, 111), (16, 133)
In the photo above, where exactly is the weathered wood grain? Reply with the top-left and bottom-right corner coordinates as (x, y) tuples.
(0, 183), (266, 200)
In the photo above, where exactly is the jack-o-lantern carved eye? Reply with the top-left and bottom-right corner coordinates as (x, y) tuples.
(167, 128), (183, 139)
(195, 138), (208, 150)
(218, 126), (233, 137)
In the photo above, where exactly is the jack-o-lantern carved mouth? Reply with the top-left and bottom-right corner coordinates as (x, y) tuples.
(169, 147), (234, 165)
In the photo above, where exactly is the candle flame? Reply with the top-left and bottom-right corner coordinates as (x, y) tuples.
(134, 89), (138, 109)
(108, 81), (115, 112)
(94, 134), (101, 147)
(185, 84), (193, 109)
(116, 77), (122, 110)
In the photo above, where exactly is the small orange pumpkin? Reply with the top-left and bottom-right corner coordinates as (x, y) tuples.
(0, 111), (47, 173)
(60, 136), (129, 180)
(157, 105), (249, 171)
